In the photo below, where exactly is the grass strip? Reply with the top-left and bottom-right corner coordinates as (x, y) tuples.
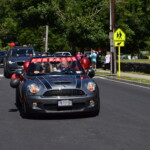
(121, 71), (150, 76)
(95, 72), (150, 84)
(120, 59), (150, 63)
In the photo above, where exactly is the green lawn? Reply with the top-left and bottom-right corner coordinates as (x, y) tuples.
(95, 72), (150, 84)
(121, 71), (150, 76)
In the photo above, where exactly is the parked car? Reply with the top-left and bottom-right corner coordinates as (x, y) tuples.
(0, 51), (7, 67)
(53, 52), (72, 56)
(116, 53), (128, 60)
(10, 56), (100, 118)
(120, 53), (128, 59)
(3, 46), (35, 78)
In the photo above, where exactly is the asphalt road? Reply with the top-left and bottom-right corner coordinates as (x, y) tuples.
(0, 68), (150, 150)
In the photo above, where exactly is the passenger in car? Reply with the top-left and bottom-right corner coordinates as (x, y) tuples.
(34, 62), (52, 74)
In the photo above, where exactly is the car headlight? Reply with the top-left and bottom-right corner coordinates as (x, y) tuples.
(28, 83), (40, 93)
(8, 60), (15, 64)
(87, 82), (96, 92)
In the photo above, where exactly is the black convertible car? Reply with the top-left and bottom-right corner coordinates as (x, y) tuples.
(10, 56), (100, 118)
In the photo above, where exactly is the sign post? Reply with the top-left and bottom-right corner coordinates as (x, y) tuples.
(113, 28), (126, 77)
(45, 25), (49, 52)
(118, 46), (121, 76)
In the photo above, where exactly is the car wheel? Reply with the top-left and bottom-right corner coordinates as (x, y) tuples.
(4, 68), (11, 78)
(4, 68), (8, 78)
(90, 109), (100, 117)
(20, 102), (30, 119)
(15, 88), (21, 108)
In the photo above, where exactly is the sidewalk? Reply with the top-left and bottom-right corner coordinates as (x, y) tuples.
(96, 69), (150, 80)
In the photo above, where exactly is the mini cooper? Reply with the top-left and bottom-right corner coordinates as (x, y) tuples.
(10, 56), (100, 118)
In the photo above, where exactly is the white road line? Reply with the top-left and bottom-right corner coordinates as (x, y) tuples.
(94, 76), (105, 79)
(94, 76), (150, 90)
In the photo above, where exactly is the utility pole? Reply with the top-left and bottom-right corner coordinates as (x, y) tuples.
(45, 25), (49, 52)
(109, 0), (116, 74)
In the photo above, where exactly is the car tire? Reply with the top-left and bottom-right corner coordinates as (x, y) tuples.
(4, 67), (11, 78)
(20, 102), (30, 119)
(90, 109), (100, 117)
(15, 88), (21, 108)
(4, 68), (8, 78)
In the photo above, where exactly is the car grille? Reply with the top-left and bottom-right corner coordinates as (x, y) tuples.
(44, 103), (85, 111)
(43, 89), (85, 97)
(17, 62), (24, 66)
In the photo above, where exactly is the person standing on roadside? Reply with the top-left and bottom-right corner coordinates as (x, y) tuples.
(104, 51), (111, 70)
(96, 51), (101, 68)
(90, 50), (97, 71)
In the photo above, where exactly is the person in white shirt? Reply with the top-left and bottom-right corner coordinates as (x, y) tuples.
(104, 51), (111, 70)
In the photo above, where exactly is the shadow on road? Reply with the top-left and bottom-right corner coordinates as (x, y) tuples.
(8, 103), (99, 120)
(28, 113), (98, 120)
(8, 107), (98, 120)
(9, 108), (19, 112)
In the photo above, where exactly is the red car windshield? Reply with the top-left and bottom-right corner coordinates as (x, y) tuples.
(27, 57), (85, 76)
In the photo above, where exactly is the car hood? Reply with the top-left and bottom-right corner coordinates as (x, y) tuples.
(29, 75), (86, 89)
(11, 57), (32, 62)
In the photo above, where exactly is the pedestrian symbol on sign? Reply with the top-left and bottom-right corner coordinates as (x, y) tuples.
(113, 28), (126, 41)
(117, 31), (122, 39)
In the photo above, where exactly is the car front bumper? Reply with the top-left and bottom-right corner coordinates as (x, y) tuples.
(24, 93), (100, 115)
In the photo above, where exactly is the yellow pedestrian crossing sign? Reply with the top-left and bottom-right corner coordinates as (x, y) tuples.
(113, 28), (126, 41)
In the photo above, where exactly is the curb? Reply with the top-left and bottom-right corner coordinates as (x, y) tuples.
(96, 75), (150, 88)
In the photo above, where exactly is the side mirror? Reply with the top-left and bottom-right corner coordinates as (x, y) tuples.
(10, 71), (23, 88)
(87, 69), (95, 78)
(10, 78), (20, 88)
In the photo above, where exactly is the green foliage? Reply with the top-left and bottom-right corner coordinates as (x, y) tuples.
(116, 0), (150, 54)
(0, 0), (149, 54)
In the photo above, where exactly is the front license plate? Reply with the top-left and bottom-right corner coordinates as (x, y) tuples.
(58, 100), (72, 107)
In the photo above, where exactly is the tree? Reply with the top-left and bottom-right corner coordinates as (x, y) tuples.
(0, 0), (149, 54)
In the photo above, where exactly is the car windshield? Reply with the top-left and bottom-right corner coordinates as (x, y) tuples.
(27, 57), (85, 76)
(12, 48), (33, 57)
